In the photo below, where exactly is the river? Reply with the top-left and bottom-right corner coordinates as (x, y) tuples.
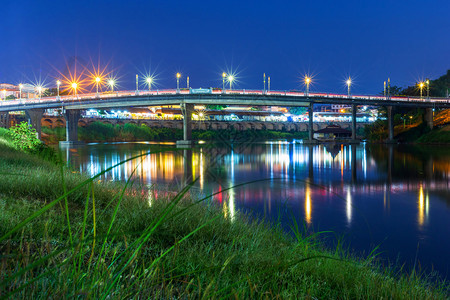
(61, 141), (450, 279)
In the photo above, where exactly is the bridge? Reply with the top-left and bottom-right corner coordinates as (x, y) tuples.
(1, 88), (449, 146)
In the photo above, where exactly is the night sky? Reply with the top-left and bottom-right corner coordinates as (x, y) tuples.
(2, 0), (450, 94)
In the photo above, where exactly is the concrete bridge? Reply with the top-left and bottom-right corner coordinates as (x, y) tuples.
(0, 88), (448, 146)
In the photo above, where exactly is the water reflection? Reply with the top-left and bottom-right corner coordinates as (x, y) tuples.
(63, 141), (450, 278)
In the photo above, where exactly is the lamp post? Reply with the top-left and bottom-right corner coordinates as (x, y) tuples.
(108, 79), (115, 92)
(419, 82), (424, 99)
(304, 76), (311, 96)
(222, 72), (226, 93)
(95, 77), (101, 96)
(426, 79), (430, 99)
(346, 78), (352, 97)
(263, 73), (266, 93)
(136, 74), (139, 94)
(71, 82), (78, 97)
(2, 90), (6, 101)
(268, 76), (271, 92)
(187, 76), (190, 89)
(37, 86), (42, 100)
(228, 75), (234, 90)
(384, 81), (386, 98)
(176, 73), (181, 93)
(19, 84), (23, 99)
(147, 77), (154, 91)
(56, 80), (61, 97)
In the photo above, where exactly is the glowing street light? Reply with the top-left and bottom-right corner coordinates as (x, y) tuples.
(19, 84), (23, 99)
(346, 78), (352, 97)
(95, 76), (101, 96)
(146, 77), (153, 91)
(222, 72), (227, 93)
(418, 82), (424, 99)
(426, 79), (430, 99)
(176, 73), (181, 92)
(228, 75), (234, 90)
(36, 86), (42, 99)
(304, 76), (311, 96)
(56, 80), (61, 97)
(108, 79), (115, 92)
(71, 82), (78, 96)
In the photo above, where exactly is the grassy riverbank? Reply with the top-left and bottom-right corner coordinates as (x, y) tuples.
(0, 128), (448, 298)
(41, 121), (308, 144)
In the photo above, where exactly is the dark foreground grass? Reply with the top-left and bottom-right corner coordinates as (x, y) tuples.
(0, 129), (448, 299)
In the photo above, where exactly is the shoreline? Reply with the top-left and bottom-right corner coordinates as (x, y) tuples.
(0, 128), (448, 298)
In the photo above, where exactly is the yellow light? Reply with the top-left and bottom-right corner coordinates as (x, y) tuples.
(346, 78), (351, 86)
(228, 75), (234, 82)
(146, 77), (153, 83)
(305, 76), (311, 84)
(419, 82), (424, 88)
(108, 79), (115, 86)
(222, 72), (226, 78)
(19, 84), (23, 89)
(71, 82), (78, 89)
(426, 80), (429, 84)
(199, 112), (204, 117)
(95, 77), (101, 83)
(56, 80), (61, 86)
(37, 86), (42, 92)
(176, 73), (181, 78)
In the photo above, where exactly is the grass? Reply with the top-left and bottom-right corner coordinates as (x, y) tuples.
(0, 128), (448, 298)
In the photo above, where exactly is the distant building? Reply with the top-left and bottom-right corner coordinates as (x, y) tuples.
(0, 83), (38, 99)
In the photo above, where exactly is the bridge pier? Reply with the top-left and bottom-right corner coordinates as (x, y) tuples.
(0, 112), (10, 128)
(59, 110), (84, 147)
(303, 103), (318, 144)
(25, 109), (44, 139)
(424, 108), (434, 129)
(176, 103), (194, 147)
(350, 104), (360, 143)
(385, 106), (396, 143)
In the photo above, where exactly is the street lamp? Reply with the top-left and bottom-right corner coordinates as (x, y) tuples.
(95, 77), (101, 96)
(2, 89), (6, 101)
(304, 76), (311, 96)
(71, 82), (78, 96)
(176, 73), (181, 92)
(146, 77), (153, 91)
(108, 79), (115, 92)
(346, 78), (352, 97)
(228, 75), (234, 90)
(418, 82), (424, 99)
(19, 84), (23, 99)
(426, 79), (430, 99)
(222, 72), (227, 93)
(56, 80), (61, 97)
(37, 86), (42, 99)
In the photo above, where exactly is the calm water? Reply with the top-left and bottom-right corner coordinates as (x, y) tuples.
(61, 141), (450, 279)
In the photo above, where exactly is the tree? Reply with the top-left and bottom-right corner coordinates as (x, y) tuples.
(5, 95), (16, 100)
(206, 105), (227, 110)
(8, 121), (42, 152)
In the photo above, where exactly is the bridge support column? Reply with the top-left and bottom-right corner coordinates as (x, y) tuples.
(176, 103), (194, 147)
(424, 108), (434, 130)
(385, 106), (396, 144)
(0, 112), (10, 128)
(25, 109), (44, 139)
(350, 104), (360, 143)
(59, 110), (84, 147)
(304, 103), (317, 144)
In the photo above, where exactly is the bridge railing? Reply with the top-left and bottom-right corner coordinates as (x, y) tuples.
(1, 88), (450, 108)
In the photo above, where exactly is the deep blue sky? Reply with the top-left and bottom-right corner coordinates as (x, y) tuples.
(2, 0), (449, 94)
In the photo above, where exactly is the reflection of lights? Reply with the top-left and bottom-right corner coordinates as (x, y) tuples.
(346, 188), (352, 225)
(229, 188), (235, 222)
(305, 182), (312, 225)
(147, 187), (154, 207)
(418, 185), (425, 227)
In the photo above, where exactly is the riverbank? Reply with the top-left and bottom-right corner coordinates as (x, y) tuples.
(41, 122), (308, 144)
(0, 128), (448, 298)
